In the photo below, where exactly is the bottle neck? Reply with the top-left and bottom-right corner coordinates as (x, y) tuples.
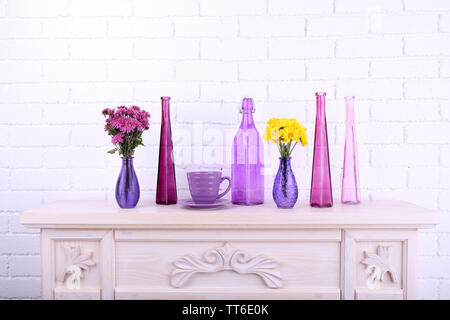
(280, 157), (292, 164)
(345, 97), (355, 125)
(240, 98), (255, 128)
(122, 157), (134, 165)
(240, 111), (255, 128)
(316, 94), (326, 121)
(279, 157), (292, 172)
(161, 97), (171, 122)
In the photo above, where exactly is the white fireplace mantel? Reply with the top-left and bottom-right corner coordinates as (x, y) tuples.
(20, 200), (439, 300)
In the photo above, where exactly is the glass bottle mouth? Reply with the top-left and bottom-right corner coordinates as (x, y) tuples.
(161, 96), (171, 100)
(315, 92), (326, 96)
(344, 96), (355, 100)
(240, 97), (255, 113)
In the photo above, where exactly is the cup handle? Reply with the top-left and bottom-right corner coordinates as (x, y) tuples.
(216, 177), (231, 200)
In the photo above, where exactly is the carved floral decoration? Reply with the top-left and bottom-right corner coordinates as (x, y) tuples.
(361, 245), (399, 289)
(170, 243), (283, 288)
(57, 244), (96, 289)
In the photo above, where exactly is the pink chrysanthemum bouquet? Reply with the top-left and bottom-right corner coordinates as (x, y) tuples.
(102, 106), (151, 158)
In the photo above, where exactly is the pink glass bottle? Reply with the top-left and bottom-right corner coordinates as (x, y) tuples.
(341, 96), (360, 204)
(231, 98), (264, 205)
(310, 92), (333, 208)
(156, 96), (177, 204)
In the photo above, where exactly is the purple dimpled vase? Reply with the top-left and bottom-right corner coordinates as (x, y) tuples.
(156, 96), (177, 205)
(310, 92), (333, 208)
(116, 157), (140, 208)
(231, 98), (264, 205)
(341, 96), (360, 204)
(273, 157), (298, 209)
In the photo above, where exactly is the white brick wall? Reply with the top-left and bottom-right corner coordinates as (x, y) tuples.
(0, 0), (449, 299)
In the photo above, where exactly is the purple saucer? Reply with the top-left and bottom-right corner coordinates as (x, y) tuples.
(179, 198), (231, 209)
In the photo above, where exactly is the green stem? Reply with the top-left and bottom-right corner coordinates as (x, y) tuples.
(277, 142), (282, 155)
(288, 141), (298, 157)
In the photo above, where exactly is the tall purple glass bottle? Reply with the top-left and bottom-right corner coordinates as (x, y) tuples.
(232, 98), (264, 205)
(341, 96), (360, 204)
(156, 96), (177, 204)
(310, 92), (333, 208)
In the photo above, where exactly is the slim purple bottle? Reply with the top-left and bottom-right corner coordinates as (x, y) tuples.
(156, 96), (177, 204)
(310, 92), (333, 208)
(231, 98), (264, 205)
(341, 96), (360, 204)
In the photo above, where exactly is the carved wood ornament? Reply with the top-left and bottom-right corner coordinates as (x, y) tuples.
(170, 243), (283, 288)
(361, 245), (399, 289)
(58, 244), (96, 289)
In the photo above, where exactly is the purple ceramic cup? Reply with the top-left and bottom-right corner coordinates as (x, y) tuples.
(187, 171), (231, 204)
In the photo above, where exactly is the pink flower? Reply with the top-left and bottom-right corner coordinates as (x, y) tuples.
(103, 105), (151, 157)
(116, 106), (134, 117)
(112, 133), (124, 144)
(102, 108), (114, 116)
(131, 105), (141, 113)
(135, 109), (150, 131)
(111, 116), (139, 133)
(110, 116), (123, 130)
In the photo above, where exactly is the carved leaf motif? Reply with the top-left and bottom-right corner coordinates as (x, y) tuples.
(72, 252), (96, 271)
(73, 252), (92, 264)
(171, 254), (222, 287)
(170, 243), (283, 289)
(59, 244), (96, 289)
(70, 246), (81, 262)
(361, 245), (399, 289)
(231, 252), (283, 288)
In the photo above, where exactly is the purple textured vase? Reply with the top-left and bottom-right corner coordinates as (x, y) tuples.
(273, 157), (298, 209)
(231, 98), (264, 205)
(115, 157), (140, 208)
(156, 96), (177, 205)
(310, 92), (333, 208)
(341, 96), (360, 204)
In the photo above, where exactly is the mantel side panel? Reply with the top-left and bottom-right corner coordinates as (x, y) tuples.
(342, 229), (418, 300)
(40, 229), (113, 300)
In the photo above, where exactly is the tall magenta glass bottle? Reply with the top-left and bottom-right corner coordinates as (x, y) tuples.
(341, 96), (360, 204)
(232, 98), (264, 205)
(310, 92), (333, 208)
(156, 96), (177, 204)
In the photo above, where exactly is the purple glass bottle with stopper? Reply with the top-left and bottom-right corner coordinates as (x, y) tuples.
(231, 98), (264, 205)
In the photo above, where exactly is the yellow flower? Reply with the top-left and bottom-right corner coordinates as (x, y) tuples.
(263, 126), (271, 142)
(299, 131), (308, 146)
(263, 117), (308, 157)
(279, 127), (289, 141)
(263, 126), (280, 142)
(267, 118), (281, 129)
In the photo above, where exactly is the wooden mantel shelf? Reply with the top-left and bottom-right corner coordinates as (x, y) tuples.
(21, 200), (439, 300)
(20, 200), (439, 229)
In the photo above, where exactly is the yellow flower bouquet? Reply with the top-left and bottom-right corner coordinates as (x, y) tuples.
(263, 118), (308, 158)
